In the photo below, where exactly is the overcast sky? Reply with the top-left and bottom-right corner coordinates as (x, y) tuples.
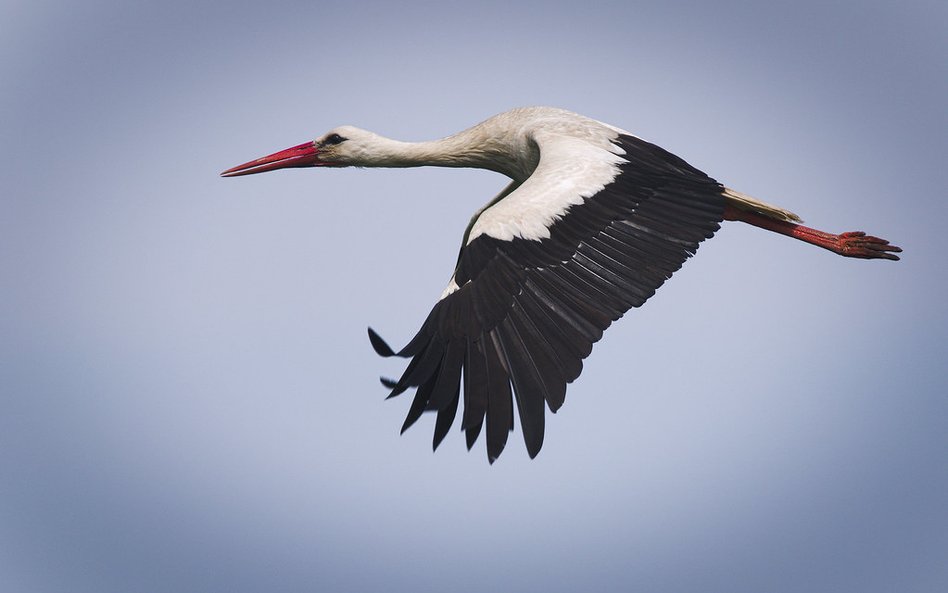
(2, 1), (946, 592)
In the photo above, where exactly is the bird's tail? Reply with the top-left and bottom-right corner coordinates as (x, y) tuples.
(723, 188), (802, 223)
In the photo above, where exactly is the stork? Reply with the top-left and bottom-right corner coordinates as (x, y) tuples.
(221, 106), (900, 462)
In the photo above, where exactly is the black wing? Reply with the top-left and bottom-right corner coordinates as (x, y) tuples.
(369, 134), (726, 462)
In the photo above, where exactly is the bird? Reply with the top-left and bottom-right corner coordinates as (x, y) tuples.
(221, 106), (901, 462)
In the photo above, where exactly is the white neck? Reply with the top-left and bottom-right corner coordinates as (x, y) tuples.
(351, 126), (538, 181)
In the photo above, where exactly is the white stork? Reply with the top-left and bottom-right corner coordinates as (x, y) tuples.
(221, 106), (900, 462)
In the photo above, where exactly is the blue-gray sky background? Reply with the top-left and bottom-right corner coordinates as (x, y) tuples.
(2, 1), (946, 592)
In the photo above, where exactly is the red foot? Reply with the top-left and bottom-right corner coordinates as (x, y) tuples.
(834, 231), (902, 260)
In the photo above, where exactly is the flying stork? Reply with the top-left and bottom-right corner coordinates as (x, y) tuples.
(221, 106), (901, 462)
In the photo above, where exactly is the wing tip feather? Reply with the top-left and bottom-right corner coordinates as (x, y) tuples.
(367, 327), (396, 357)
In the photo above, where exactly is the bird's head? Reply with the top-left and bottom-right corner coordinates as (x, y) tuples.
(220, 126), (377, 177)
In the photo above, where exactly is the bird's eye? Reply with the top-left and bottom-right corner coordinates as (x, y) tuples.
(323, 133), (346, 146)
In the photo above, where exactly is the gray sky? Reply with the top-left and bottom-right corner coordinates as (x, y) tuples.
(2, 1), (946, 592)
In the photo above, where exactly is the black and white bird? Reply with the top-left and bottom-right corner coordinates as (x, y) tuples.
(222, 106), (900, 462)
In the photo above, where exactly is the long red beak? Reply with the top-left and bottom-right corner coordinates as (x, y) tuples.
(220, 141), (321, 177)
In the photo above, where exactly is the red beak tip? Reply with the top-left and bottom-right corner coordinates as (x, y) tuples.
(220, 166), (246, 177)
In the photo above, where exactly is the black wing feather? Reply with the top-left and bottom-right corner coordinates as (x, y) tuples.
(427, 340), (464, 411)
(462, 338), (489, 433)
(485, 330), (514, 462)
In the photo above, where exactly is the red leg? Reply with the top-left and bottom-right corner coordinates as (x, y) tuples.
(723, 205), (901, 260)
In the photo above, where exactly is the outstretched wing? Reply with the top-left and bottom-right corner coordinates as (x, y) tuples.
(369, 132), (726, 462)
